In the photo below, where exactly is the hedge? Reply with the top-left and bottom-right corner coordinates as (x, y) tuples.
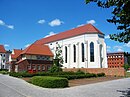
(30, 76), (68, 88)
(9, 71), (105, 79)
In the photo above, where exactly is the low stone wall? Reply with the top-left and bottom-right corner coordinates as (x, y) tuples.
(63, 68), (125, 76)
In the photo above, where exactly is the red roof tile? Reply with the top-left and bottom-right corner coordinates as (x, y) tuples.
(0, 45), (6, 53)
(11, 49), (23, 59)
(21, 44), (53, 56)
(35, 24), (104, 45)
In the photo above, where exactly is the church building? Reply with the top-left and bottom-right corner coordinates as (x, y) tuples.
(35, 24), (108, 69)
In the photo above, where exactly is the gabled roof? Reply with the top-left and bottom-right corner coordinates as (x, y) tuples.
(21, 44), (53, 56)
(11, 49), (23, 59)
(0, 45), (6, 53)
(35, 24), (104, 45)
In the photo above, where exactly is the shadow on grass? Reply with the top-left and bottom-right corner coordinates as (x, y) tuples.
(117, 88), (130, 97)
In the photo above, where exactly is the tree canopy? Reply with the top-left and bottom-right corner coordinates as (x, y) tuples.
(86, 0), (130, 43)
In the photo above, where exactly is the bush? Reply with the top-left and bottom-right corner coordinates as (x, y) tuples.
(9, 72), (33, 77)
(0, 70), (9, 74)
(30, 76), (68, 88)
(75, 69), (85, 75)
(97, 73), (105, 77)
(48, 65), (62, 73)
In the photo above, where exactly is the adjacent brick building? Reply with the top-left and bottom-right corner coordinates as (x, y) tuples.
(107, 52), (130, 68)
(9, 44), (53, 72)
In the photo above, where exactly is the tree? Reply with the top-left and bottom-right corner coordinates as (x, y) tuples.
(54, 43), (64, 67)
(86, 0), (130, 43)
(123, 64), (130, 71)
(49, 44), (63, 73)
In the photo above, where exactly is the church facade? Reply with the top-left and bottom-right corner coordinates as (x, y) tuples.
(35, 24), (108, 69)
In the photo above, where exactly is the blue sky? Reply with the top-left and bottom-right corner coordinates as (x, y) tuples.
(0, 0), (130, 52)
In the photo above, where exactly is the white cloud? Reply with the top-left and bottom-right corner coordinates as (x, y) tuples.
(117, 48), (124, 52)
(113, 46), (124, 52)
(4, 44), (9, 47)
(44, 31), (56, 38)
(86, 20), (96, 25)
(24, 44), (31, 48)
(107, 46), (111, 52)
(6, 25), (14, 29)
(105, 35), (110, 39)
(77, 24), (85, 27)
(107, 46), (111, 49)
(49, 19), (64, 27)
(0, 19), (14, 29)
(38, 19), (45, 24)
(124, 42), (130, 48)
(0, 20), (5, 25)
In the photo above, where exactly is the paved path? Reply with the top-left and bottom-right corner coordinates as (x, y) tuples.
(0, 74), (130, 97)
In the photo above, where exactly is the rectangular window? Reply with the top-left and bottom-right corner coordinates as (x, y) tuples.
(32, 65), (36, 70)
(27, 65), (31, 70)
(42, 65), (45, 71)
(38, 65), (40, 71)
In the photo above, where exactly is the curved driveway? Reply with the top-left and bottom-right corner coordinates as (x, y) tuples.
(0, 74), (130, 97)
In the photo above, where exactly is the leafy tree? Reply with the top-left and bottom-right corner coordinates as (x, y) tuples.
(123, 64), (130, 71)
(86, 0), (130, 43)
(49, 44), (63, 73)
(54, 44), (64, 67)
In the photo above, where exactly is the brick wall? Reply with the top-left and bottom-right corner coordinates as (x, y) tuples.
(63, 68), (125, 76)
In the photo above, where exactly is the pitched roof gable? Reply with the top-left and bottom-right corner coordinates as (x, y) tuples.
(35, 24), (104, 45)
(0, 45), (6, 53)
(11, 49), (23, 59)
(21, 44), (53, 56)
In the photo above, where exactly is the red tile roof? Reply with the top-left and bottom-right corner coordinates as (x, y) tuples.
(11, 49), (23, 59)
(0, 45), (6, 53)
(21, 44), (53, 56)
(35, 24), (104, 45)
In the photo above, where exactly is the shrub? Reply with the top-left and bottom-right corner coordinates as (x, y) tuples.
(0, 70), (9, 74)
(30, 76), (68, 88)
(48, 65), (62, 73)
(97, 73), (105, 77)
(75, 69), (85, 75)
(85, 73), (97, 78)
(9, 72), (33, 77)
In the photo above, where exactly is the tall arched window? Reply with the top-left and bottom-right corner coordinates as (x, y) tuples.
(90, 42), (94, 62)
(81, 43), (85, 62)
(65, 46), (67, 63)
(73, 45), (76, 62)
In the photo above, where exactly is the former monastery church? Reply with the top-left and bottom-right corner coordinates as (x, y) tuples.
(9, 24), (108, 72)
(35, 24), (108, 69)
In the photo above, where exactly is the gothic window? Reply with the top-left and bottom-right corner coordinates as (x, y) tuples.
(90, 42), (94, 62)
(65, 46), (67, 63)
(81, 43), (85, 62)
(73, 45), (76, 62)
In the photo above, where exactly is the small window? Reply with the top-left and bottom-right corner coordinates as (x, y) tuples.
(65, 46), (67, 63)
(27, 65), (31, 70)
(81, 43), (85, 62)
(32, 65), (36, 70)
(90, 42), (94, 62)
(47, 65), (51, 70)
(42, 65), (45, 71)
(73, 45), (76, 62)
(3, 59), (5, 63)
(37, 65), (40, 71)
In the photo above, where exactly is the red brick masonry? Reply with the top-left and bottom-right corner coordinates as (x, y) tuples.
(63, 68), (125, 76)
